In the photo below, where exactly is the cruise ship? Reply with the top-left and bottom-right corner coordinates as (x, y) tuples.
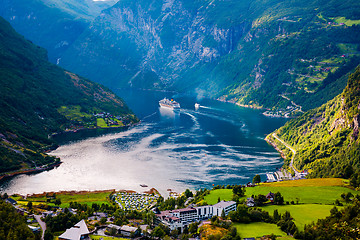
(159, 98), (180, 110)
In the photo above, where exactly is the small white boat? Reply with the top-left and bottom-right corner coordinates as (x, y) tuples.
(195, 103), (200, 109)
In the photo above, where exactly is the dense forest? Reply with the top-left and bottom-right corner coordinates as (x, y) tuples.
(2, 0), (360, 112)
(0, 17), (138, 174)
(268, 66), (360, 178)
(0, 199), (36, 239)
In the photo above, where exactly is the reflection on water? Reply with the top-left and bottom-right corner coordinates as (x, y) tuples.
(0, 90), (288, 196)
(159, 107), (180, 120)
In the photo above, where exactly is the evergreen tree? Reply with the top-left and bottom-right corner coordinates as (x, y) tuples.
(274, 192), (284, 205)
(184, 189), (193, 198)
(221, 209), (226, 218)
(252, 174), (261, 184)
(273, 209), (280, 222)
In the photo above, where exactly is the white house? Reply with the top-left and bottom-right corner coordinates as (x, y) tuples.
(58, 220), (90, 240)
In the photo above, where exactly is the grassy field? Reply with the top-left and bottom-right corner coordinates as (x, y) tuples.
(202, 178), (357, 234)
(16, 190), (113, 208)
(246, 186), (356, 205)
(234, 222), (294, 239)
(260, 178), (345, 187)
(115, 119), (124, 127)
(58, 105), (92, 122)
(204, 189), (233, 205)
(333, 17), (360, 26)
(97, 118), (108, 128)
(203, 179), (355, 205)
(262, 204), (337, 230)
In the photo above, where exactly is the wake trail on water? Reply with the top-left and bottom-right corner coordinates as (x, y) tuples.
(142, 111), (157, 120)
(192, 109), (245, 129)
(181, 110), (201, 131)
(198, 105), (227, 114)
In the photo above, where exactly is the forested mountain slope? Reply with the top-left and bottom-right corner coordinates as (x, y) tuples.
(1, 0), (360, 112)
(267, 66), (360, 178)
(0, 0), (117, 62)
(58, 0), (360, 112)
(0, 17), (137, 174)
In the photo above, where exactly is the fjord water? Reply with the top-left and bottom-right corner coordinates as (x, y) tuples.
(1, 89), (287, 196)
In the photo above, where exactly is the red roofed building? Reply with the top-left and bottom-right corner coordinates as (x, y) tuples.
(266, 192), (275, 202)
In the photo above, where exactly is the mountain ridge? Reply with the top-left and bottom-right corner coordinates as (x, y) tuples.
(57, 0), (360, 113)
(267, 66), (360, 178)
(1, 0), (360, 113)
(0, 0), (117, 63)
(0, 16), (138, 174)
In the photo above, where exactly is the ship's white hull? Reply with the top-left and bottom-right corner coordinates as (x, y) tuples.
(159, 98), (180, 110)
(159, 103), (180, 110)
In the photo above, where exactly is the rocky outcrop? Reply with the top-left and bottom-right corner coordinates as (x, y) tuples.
(352, 114), (360, 140)
(60, 0), (249, 90)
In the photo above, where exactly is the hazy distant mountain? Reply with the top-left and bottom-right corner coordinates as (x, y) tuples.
(59, 0), (360, 111)
(0, 0), (118, 63)
(0, 16), (136, 173)
(2, 0), (360, 111)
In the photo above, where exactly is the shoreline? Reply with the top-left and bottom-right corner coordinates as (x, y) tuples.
(1, 122), (141, 185)
(50, 121), (140, 138)
(9, 187), (163, 198)
(0, 161), (62, 182)
(265, 134), (288, 160)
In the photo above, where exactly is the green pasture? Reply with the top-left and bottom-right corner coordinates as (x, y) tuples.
(115, 119), (124, 127)
(19, 191), (112, 208)
(203, 179), (356, 205)
(58, 105), (92, 122)
(96, 118), (108, 128)
(204, 189), (233, 205)
(333, 17), (360, 26)
(262, 204), (337, 230)
(234, 222), (294, 239)
(245, 185), (357, 205)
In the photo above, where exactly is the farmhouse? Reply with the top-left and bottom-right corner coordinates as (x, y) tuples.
(246, 197), (255, 207)
(266, 192), (275, 202)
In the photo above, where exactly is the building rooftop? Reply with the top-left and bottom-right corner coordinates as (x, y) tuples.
(107, 224), (121, 230)
(5, 198), (17, 205)
(58, 220), (89, 240)
(213, 200), (236, 208)
(173, 207), (197, 213)
(120, 225), (138, 233)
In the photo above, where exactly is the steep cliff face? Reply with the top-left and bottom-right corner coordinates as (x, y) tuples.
(268, 66), (360, 177)
(0, 16), (137, 173)
(3, 0), (360, 111)
(60, 0), (249, 90)
(0, 0), (117, 63)
(59, 0), (360, 111)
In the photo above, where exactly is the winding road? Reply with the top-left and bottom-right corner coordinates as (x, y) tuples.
(272, 133), (301, 178)
(34, 215), (46, 240)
